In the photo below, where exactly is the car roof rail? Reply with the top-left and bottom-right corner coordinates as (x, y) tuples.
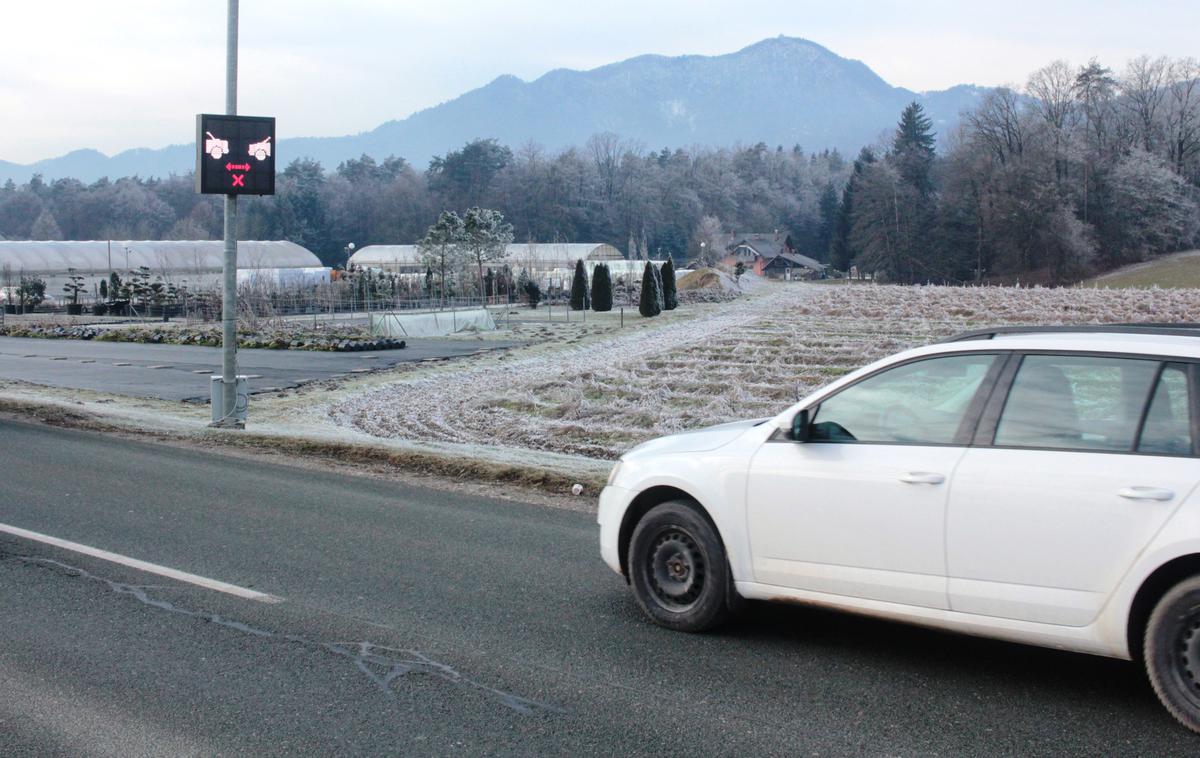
(943, 324), (1200, 342)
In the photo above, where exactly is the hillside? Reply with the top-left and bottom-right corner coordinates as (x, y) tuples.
(1085, 251), (1200, 288)
(0, 36), (987, 183)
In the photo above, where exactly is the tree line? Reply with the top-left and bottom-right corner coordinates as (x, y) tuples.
(838, 56), (1200, 283)
(1, 54), (1196, 284)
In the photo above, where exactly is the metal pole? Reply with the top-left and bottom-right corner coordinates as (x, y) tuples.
(218, 0), (240, 426)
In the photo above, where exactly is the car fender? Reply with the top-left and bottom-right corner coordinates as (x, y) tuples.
(1097, 491), (1200, 658)
(618, 436), (766, 582)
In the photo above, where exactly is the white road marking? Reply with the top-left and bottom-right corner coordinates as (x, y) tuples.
(0, 522), (283, 604)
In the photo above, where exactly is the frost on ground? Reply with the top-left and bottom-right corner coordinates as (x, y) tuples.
(329, 284), (1200, 461)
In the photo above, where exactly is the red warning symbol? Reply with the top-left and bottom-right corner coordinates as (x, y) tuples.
(231, 174), (245, 187)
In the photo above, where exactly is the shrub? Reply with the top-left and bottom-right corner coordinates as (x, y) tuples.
(638, 262), (662, 317)
(569, 259), (589, 311)
(524, 279), (542, 309)
(17, 275), (46, 309)
(591, 263), (613, 312)
(661, 258), (678, 310)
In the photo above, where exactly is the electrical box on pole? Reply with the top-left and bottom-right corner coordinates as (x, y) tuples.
(195, 114), (276, 196)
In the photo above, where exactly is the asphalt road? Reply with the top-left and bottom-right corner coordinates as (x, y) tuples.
(0, 336), (513, 402)
(0, 420), (1195, 756)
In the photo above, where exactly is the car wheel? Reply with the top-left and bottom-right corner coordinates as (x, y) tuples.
(628, 500), (735, 632)
(1145, 575), (1200, 733)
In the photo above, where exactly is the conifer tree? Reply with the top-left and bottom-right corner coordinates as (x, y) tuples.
(569, 259), (589, 310)
(638, 261), (662, 317)
(660, 257), (678, 310)
(591, 263), (613, 312)
(893, 102), (937, 195)
(831, 147), (876, 274)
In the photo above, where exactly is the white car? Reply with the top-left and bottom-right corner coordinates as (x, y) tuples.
(600, 325), (1200, 732)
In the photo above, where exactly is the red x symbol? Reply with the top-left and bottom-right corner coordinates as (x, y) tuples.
(231, 174), (245, 187)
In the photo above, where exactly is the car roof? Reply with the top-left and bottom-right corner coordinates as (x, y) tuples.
(930, 329), (1200, 360)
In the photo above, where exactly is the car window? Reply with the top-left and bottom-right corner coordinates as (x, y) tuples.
(1138, 364), (1194, 456)
(994, 355), (1159, 451)
(810, 354), (998, 445)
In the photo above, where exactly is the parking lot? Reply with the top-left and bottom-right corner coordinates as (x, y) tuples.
(0, 336), (516, 402)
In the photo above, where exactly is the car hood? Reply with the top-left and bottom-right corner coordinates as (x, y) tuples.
(626, 418), (768, 458)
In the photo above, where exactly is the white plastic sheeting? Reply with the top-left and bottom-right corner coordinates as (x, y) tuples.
(371, 309), (496, 338)
(238, 267), (330, 288)
(349, 243), (623, 272)
(0, 240), (322, 274)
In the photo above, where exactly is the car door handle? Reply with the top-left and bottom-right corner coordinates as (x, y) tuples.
(1118, 486), (1175, 502)
(899, 472), (946, 485)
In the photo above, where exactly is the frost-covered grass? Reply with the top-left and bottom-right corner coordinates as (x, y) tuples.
(329, 283), (1200, 460)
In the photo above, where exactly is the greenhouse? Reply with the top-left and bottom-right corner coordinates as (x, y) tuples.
(349, 243), (625, 278)
(0, 240), (328, 300)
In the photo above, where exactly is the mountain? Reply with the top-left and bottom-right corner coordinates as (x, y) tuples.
(0, 37), (987, 184)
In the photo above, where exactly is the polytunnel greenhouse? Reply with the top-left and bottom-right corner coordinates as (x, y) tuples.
(0, 240), (328, 299)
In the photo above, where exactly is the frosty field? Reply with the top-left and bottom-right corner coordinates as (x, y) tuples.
(328, 282), (1200, 462)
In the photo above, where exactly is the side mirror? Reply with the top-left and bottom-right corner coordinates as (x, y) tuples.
(791, 409), (811, 442)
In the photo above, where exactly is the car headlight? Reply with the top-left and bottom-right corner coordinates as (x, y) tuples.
(606, 459), (624, 487)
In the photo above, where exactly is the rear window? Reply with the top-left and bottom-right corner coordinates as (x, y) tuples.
(994, 355), (1162, 452)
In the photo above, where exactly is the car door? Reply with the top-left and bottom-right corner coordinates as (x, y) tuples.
(947, 355), (1200, 626)
(746, 352), (1004, 609)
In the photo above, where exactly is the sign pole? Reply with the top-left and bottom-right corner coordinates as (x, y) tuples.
(219, 0), (240, 427)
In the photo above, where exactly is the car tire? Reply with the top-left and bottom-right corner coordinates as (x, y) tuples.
(628, 500), (736, 632)
(1144, 575), (1200, 733)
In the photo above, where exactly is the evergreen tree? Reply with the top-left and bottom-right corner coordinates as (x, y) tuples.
(816, 183), (840, 262)
(831, 148), (876, 273)
(893, 102), (937, 195)
(30, 209), (62, 240)
(650, 262), (664, 310)
(660, 257), (678, 310)
(523, 279), (541, 309)
(638, 261), (662, 317)
(569, 258), (589, 310)
(887, 102), (940, 283)
(591, 263), (613, 312)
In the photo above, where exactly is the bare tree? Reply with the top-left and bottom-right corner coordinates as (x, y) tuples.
(966, 87), (1029, 166)
(1165, 58), (1200, 177)
(586, 132), (624, 201)
(1027, 60), (1078, 184)
(1121, 55), (1171, 152)
(693, 215), (724, 265)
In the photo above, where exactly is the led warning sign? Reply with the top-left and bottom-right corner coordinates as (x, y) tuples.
(195, 114), (276, 195)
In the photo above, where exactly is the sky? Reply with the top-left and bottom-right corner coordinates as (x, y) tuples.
(1, 0), (1195, 164)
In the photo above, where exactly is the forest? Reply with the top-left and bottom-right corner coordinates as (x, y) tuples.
(1, 55), (1197, 285)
